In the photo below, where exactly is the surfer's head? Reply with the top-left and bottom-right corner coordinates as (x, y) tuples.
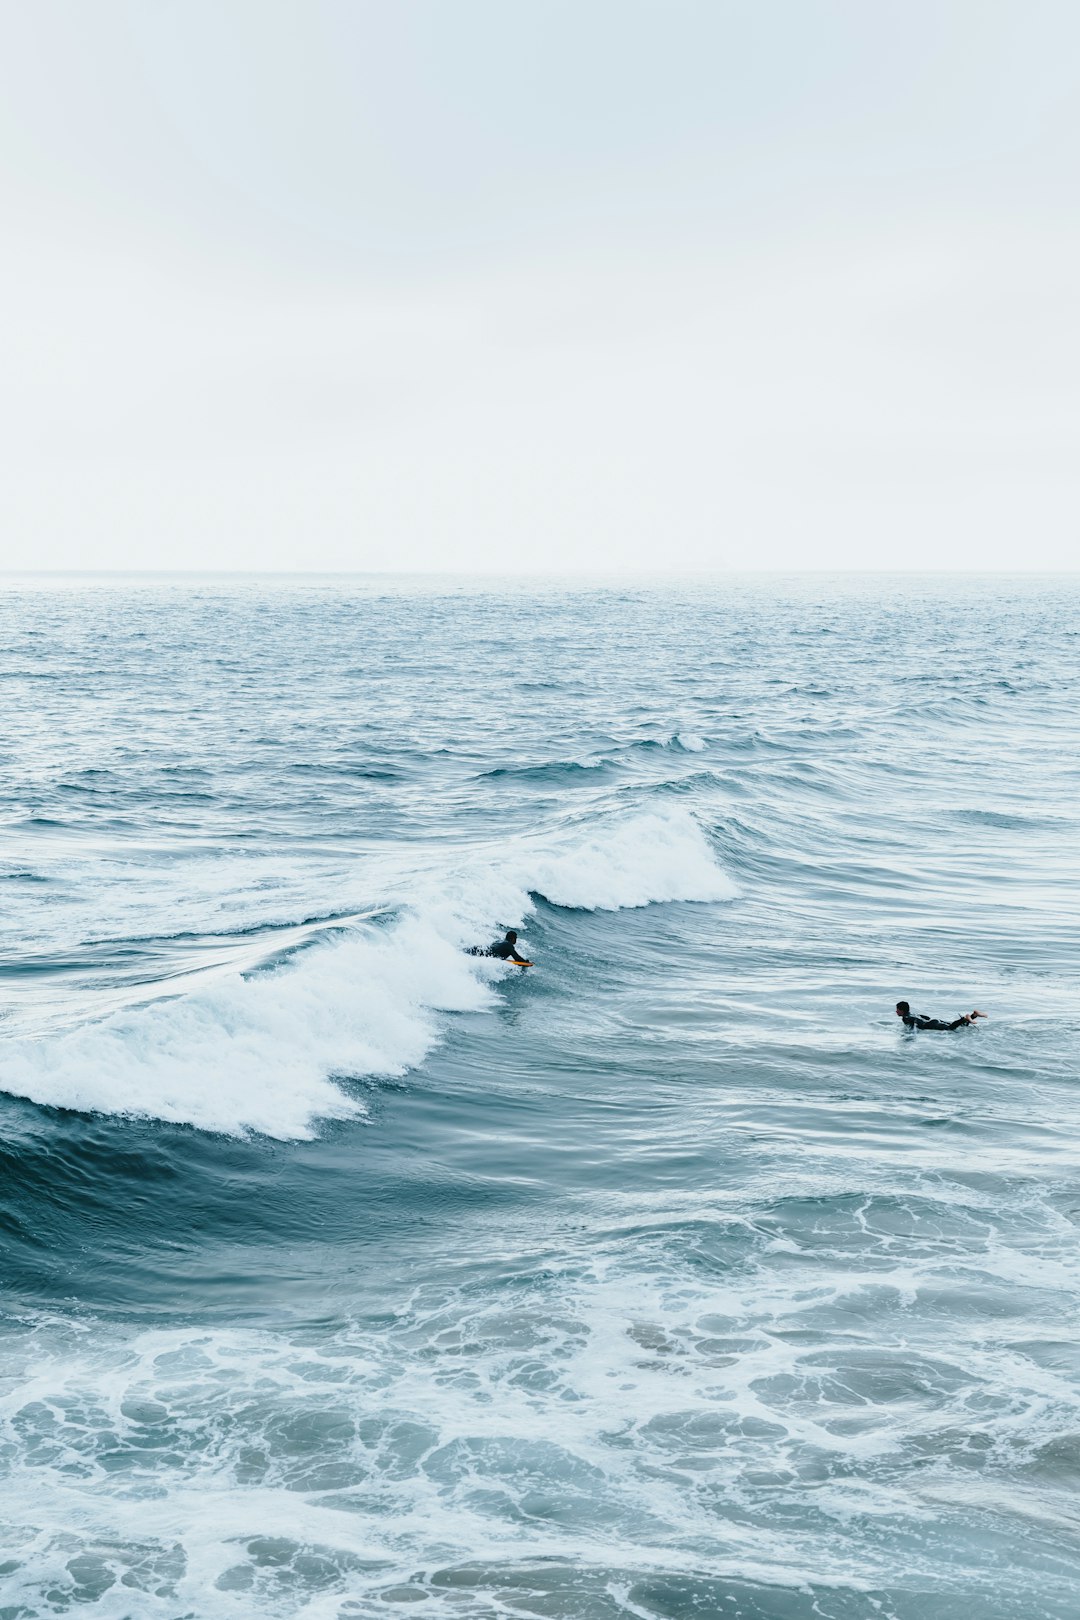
(895, 1001), (910, 1017)
(505, 930), (518, 943)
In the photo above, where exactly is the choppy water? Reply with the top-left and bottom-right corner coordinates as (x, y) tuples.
(1, 573), (1078, 1619)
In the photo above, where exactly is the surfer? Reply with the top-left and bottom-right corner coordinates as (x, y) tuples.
(467, 929), (532, 965)
(895, 1001), (986, 1031)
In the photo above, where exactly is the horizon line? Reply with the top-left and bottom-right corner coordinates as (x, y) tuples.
(3, 567), (1078, 579)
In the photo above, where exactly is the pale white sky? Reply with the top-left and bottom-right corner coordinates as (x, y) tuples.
(1, 0), (1078, 572)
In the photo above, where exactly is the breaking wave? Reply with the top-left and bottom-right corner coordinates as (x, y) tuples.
(0, 810), (735, 1137)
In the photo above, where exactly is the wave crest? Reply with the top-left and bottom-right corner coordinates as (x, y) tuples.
(521, 809), (735, 911)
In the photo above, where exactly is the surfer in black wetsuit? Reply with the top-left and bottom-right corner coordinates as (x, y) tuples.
(896, 1001), (986, 1031)
(467, 930), (531, 964)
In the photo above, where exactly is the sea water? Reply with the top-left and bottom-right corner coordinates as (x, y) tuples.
(0, 573), (1078, 1619)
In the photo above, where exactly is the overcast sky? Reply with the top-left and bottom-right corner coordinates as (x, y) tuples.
(1, 0), (1078, 572)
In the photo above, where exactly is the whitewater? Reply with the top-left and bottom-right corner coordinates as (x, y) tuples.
(1, 573), (1078, 1619)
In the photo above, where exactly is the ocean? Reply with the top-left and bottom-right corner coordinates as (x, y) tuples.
(1, 573), (1078, 1619)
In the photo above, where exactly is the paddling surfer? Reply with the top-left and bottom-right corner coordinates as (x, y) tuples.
(895, 1001), (986, 1031)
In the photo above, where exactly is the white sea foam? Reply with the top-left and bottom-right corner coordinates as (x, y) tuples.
(4, 1202), (1070, 1619)
(0, 810), (734, 1137)
(0, 921), (493, 1139)
(515, 807), (735, 912)
(412, 807), (737, 939)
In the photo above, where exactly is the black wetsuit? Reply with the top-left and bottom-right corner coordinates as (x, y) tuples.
(900, 1012), (972, 1031)
(467, 937), (529, 963)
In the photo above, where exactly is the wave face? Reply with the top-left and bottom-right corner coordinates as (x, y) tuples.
(2, 574), (1079, 1618)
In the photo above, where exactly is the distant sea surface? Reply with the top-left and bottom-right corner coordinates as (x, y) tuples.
(1, 573), (1078, 1620)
